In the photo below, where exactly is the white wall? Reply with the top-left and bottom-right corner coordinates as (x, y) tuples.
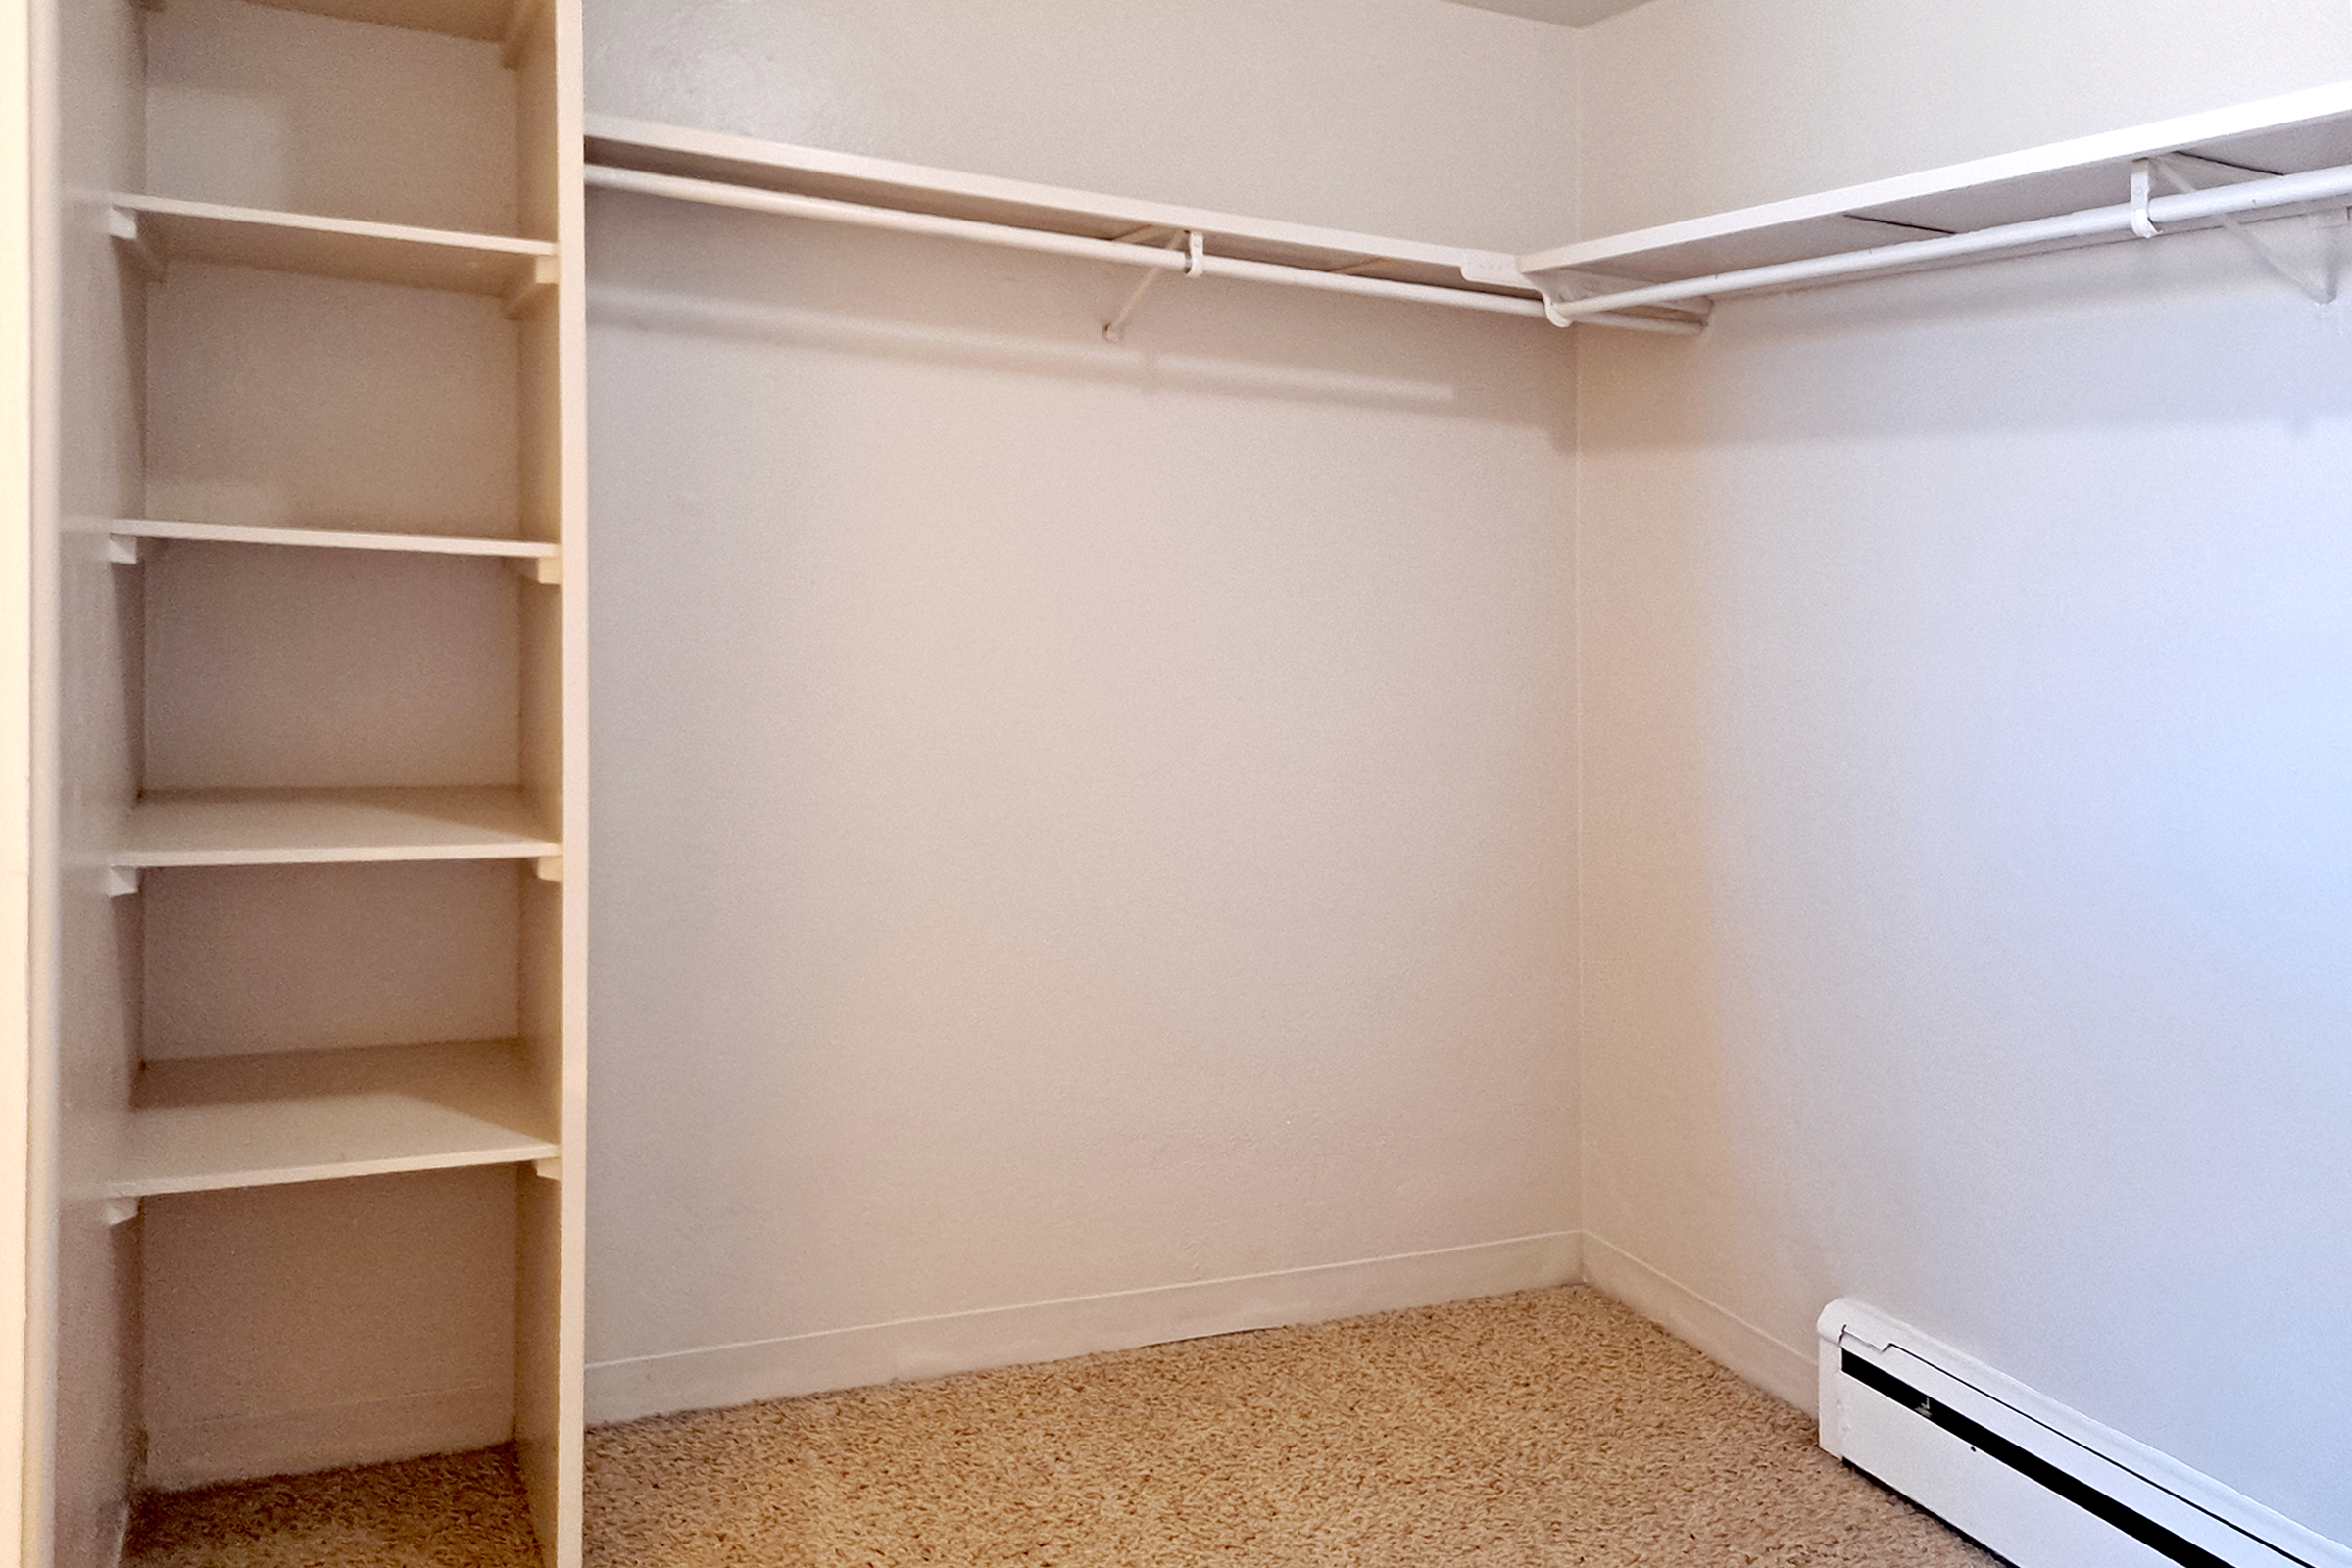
(584, 0), (1582, 254)
(1578, 125), (2352, 1566)
(1579, 0), (2352, 235)
(580, 94), (1584, 1409)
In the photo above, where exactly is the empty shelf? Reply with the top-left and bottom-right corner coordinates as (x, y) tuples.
(242, 0), (514, 41)
(1519, 82), (2352, 312)
(109, 1039), (558, 1199)
(111, 193), (555, 297)
(117, 787), (560, 868)
(111, 518), (558, 559)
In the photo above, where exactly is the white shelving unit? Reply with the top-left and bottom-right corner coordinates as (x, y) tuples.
(35, 0), (587, 1562)
(1518, 82), (2352, 321)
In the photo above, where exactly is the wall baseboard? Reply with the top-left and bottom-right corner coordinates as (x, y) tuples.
(142, 1383), (514, 1493)
(1579, 1232), (1817, 1413)
(586, 1230), (1584, 1426)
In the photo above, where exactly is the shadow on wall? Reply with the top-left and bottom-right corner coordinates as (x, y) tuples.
(586, 187), (1576, 434)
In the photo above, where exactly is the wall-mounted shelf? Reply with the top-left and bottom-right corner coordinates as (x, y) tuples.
(109, 193), (556, 300)
(109, 518), (560, 561)
(1519, 81), (2352, 322)
(107, 1038), (557, 1200)
(585, 115), (1701, 334)
(116, 787), (560, 868)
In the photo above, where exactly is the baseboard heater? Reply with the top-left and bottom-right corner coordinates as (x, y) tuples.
(1818, 1300), (2350, 1568)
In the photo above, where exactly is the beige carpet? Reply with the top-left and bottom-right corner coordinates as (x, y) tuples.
(130, 1286), (1998, 1566)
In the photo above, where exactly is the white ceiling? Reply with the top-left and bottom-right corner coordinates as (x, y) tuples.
(1440, 0), (1655, 27)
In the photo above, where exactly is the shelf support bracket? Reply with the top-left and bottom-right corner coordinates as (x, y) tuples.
(503, 254), (559, 319)
(107, 208), (165, 282)
(532, 1156), (562, 1181)
(534, 854), (564, 883)
(2151, 155), (2335, 306)
(106, 533), (144, 566)
(105, 865), (139, 899)
(513, 550), (562, 585)
(101, 1196), (139, 1226)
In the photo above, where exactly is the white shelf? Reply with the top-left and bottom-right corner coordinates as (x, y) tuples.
(108, 1038), (557, 1199)
(110, 193), (555, 299)
(116, 787), (560, 868)
(584, 114), (1543, 303)
(111, 518), (558, 560)
(232, 0), (514, 45)
(1519, 81), (2352, 314)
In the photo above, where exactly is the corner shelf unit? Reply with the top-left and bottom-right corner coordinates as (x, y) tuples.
(1519, 82), (2352, 322)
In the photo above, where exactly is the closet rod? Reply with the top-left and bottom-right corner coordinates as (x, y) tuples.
(1542, 156), (2352, 322)
(584, 165), (1703, 335)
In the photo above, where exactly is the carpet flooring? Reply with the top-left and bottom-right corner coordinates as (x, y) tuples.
(128, 1286), (2000, 1566)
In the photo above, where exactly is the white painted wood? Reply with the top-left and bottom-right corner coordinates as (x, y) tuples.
(585, 113), (1531, 297)
(109, 1038), (556, 1198)
(1521, 80), (2352, 288)
(588, 1232), (1583, 1425)
(0, 0), (35, 1555)
(512, 8), (584, 1559)
(235, 0), (510, 45)
(139, 1170), (519, 1490)
(144, 263), (520, 539)
(115, 787), (558, 867)
(147, 0), (518, 239)
(110, 194), (551, 296)
(142, 860), (521, 1061)
(113, 518), (555, 558)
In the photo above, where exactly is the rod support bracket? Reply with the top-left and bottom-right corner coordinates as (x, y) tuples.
(2131, 159), (2160, 239)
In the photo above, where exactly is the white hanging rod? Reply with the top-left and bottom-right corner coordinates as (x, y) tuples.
(1541, 157), (2352, 322)
(583, 164), (1702, 336)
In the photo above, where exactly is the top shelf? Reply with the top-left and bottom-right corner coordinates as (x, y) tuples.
(584, 115), (1539, 302)
(1519, 81), (2352, 311)
(219, 0), (520, 45)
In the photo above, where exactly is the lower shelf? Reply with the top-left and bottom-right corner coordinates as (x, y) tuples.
(109, 1038), (559, 1199)
(116, 786), (562, 868)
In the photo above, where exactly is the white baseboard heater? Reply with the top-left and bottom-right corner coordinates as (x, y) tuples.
(1818, 1300), (2350, 1568)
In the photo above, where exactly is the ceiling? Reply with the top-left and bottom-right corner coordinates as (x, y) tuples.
(1440, 0), (1655, 26)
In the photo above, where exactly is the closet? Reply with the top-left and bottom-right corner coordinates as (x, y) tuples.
(39, 0), (583, 1562)
(19, 1), (2352, 1565)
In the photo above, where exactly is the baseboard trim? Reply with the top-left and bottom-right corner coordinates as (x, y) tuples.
(142, 1383), (514, 1492)
(1579, 1232), (1817, 1413)
(585, 1230), (1584, 1425)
